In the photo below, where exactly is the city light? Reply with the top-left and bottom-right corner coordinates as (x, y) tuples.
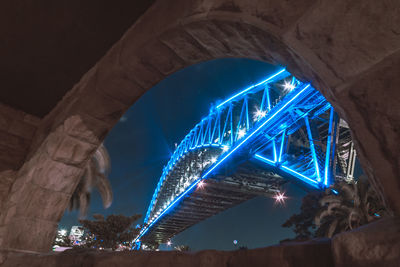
(167, 240), (172, 246)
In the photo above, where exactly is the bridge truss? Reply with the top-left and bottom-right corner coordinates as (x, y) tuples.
(133, 68), (357, 248)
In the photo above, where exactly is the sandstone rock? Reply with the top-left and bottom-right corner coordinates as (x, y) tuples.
(332, 217), (400, 267)
(0, 170), (16, 207)
(1, 239), (333, 267)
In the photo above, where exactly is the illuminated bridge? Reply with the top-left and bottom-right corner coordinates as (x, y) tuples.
(133, 68), (357, 248)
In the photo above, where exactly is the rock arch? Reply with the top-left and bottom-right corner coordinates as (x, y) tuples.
(0, 0), (399, 252)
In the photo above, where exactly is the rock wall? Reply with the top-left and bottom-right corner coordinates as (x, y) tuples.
(0, 103), (40, 171)
(2, 218), (398, 266)
(0, 104), (39, 219)
(332, 217), (400, 267)
(1, 239), (333, 267)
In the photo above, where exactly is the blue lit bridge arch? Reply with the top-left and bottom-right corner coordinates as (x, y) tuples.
(133, 68), (357, 248)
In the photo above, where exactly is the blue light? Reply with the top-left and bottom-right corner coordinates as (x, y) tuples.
(144, 141), (227, 222)
(266, 85), (271, 111)
(278, 130), (286, 163)
(324, 107), (335, 186)
(331, 189), (339, 195)
(137, 66), (337, 246)
(136, 84), (312, 243)
(374, 213), (380, 217)
(254, 154), (276, 165)
(254, 153), (319, 188)
(202, 85), (310, 179)
(272, 139), (277, 162)
(281, 165), (319, 188)
(134, 179), (202, 242)
(216, 68), (287, 109)
(304, 116), (322, 183)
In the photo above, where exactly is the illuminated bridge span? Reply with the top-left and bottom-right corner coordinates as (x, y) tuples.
(134, 68), (356, 248)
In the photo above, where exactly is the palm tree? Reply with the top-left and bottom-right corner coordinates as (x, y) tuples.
(68, 144), (113, 218)
(315, 175), (386, 238)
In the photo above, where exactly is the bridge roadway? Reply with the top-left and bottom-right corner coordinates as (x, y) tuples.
(141, 162), (285, 244)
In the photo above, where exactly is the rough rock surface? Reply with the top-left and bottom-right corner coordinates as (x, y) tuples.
(1, 239), (333, 267)
(0, 103), (40, 171)
(332, 217), (400, 267)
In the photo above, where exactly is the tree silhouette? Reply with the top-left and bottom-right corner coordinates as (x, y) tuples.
(79, 213), (141, 250)
(282, 176), (386, 241)
(281, 192), (323, 242)
(315, 176), (386, 237)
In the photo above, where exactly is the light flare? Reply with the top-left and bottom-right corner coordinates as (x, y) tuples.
(273, 192), (287, 205)
(237, 128), (246, 139)
(254, 109), (267, 121)
(197, 180), (205, 189)
(283, 80), (295, 92)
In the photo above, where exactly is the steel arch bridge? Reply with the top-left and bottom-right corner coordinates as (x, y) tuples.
(133, 68), (357, 249)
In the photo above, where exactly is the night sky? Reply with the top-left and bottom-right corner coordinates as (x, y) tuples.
(59, 58), (310, 250)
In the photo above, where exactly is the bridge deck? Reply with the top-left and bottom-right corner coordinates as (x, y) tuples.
(141, 162), (285, 244)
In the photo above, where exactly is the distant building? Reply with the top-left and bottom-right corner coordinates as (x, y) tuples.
(69, 226), (84, 245)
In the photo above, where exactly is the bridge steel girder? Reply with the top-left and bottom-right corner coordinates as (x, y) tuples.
(135, 71), (359, 248)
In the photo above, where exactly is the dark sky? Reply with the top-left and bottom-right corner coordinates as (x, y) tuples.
(59, 58), (310, 250)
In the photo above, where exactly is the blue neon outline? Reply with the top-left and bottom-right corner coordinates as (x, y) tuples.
(281, 166), (319, 187)
(272, 139), (277, 162)
(202, 85), (310, 179)
(254, 153), (275, 165)
(135, 84), (311, 244)
(134, 179), (202, 243)
(324, 107), (335, 186)
(254, 154), (319, 188)
(278, 129), (286, 163)
(304, 116), (322, 182)
(216, 68), (287, 109)
(266, 85), (271, 111)
(144, 70), (313, 222)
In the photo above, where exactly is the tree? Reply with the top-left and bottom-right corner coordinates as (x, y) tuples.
(68, 144), (113, 218)
(315, 175), (386, 238)
(282, 176), (386, 241)
(79, 213), (141, 250)
(281, 192), (323, 241)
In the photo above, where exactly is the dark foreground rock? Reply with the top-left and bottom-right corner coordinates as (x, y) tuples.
(332, 217), (400, 267)
(1, 239), (333, 267)
(3, 218), (399, 267)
